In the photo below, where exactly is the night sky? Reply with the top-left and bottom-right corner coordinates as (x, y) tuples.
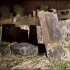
(0, 0), (70, 5)
(0, 0), (70, 11)
(0, 0), (26, 6)
(0, 0), (69, 5)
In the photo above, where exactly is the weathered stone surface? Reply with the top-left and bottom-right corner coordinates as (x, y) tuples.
(38, 11), (62, 57)
(11, 43), (38, 55)
(59, 19), (70, 39)
(45, 12), (62, 42)
(38, 11), (50, 48)
(2, 24), (28, 42)
(38, 11), (62, 46)
(29, 25), (38, 45)
(36, 26), (43, 44)
(47, 43), (65, 61)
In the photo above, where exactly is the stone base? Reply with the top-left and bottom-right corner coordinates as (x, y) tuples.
(10, 43), (38, 55)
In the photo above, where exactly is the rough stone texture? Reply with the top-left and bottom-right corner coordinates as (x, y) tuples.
(45, 12), (62, 42)
(16, 17), (40, 25)
(38, 11), (62, 58)
(47, 43), (65, 61)
(10, 43), (38, 55)
(38, 11), (50, 48)
(38, 11), (64, 61)
(59, 19), (70, 39)
(38, 11), (62, 47)
(29, 25), (38, 45)
(36, 26), (43, 44)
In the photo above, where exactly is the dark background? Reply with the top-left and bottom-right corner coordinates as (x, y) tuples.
(0, 0), (70, 12)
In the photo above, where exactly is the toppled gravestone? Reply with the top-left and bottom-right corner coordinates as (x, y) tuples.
(36, 26), (43, 44)
(45, 11), (62, 42)
(47, 43), (65, 62)
(38, 11), (50, 48)
(38, 11), (64, 61)
(38, 11), (62, 47)
(10, 43), (38, 55)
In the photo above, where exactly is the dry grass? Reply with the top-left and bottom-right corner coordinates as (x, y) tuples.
(0, 39), (70, 70)
(0, 54), (23, 70)
(0, 54), (52, 70)
(0, 54), (70, 70)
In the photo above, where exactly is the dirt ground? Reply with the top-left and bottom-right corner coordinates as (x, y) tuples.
(0, 54), (52, 70)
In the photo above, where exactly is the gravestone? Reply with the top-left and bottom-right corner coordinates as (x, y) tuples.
(15, 27), (28, 42)
(45, 11), (62, 42)
(47, 43), (65, 62)
(2, 24), (28, 42)
(2, 24), (15, 42)
(36, 26), (43, 44)
(38, 11), (64, 61)
(10, 43), (38, 55)
(38, 11), (50, 49)
(59, 19), (70, 39)
(38, 11), (62, 45)
(60, 26), (67, 39)
(29, 25), (38, 45)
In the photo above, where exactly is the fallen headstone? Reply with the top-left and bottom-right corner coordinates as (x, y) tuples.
(38, 11), (65, 60)
(45, 11), (62, 42)
(10, 43), (38, 55)
(38, 11), (50, 48)
(38, 11), (62, 45)
(36, 26), (43, 44)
